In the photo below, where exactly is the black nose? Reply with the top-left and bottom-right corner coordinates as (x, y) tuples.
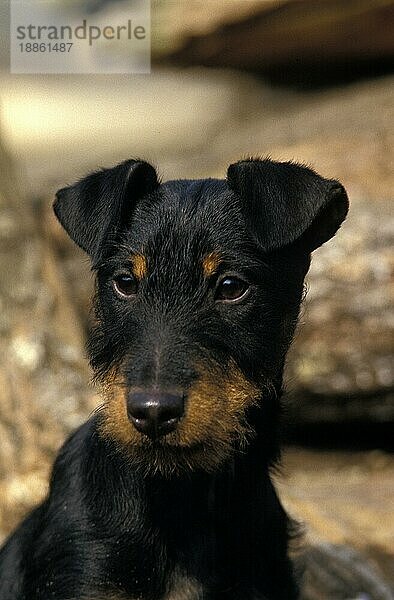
(127, 391), (185, 439)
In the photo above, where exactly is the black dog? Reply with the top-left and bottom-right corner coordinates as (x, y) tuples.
(0, 158), (348, 599)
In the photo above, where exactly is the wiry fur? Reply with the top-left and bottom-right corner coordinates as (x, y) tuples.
(0, 158), (348, 599)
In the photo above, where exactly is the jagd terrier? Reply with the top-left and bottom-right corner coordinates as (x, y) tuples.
(0, 158), (348, 599)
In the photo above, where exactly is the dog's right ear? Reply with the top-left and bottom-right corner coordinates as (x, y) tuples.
(53, 159), (158, 264)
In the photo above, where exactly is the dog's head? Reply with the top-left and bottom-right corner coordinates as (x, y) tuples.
(54, 158), (348, 475)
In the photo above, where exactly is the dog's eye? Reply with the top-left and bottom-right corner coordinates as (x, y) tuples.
(113, 274), (138, 298)
(215, 277), (249, 302)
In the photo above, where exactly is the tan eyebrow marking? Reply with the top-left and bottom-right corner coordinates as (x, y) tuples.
(202, 252), (221, 277)
(130, 253), (148, 280)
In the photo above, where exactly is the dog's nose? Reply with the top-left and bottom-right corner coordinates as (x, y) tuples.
(127, 391), (185, 439)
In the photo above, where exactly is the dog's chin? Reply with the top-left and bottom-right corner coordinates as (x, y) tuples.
(107, 431), (250, 478)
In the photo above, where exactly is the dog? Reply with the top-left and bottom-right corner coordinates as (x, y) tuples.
(0, 158), (348, 599)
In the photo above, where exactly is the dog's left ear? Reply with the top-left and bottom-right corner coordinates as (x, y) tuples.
(227, 158), (349, 252)
(54, 159), (159, 264)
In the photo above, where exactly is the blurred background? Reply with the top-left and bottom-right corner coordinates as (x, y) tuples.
(0, 1), (393, 598)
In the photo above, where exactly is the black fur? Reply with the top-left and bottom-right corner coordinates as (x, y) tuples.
(0, 158), (348, 599)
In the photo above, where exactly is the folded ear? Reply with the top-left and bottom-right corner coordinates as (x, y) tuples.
(54, 159), (159, 264)
(227, 158), (349, 252)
